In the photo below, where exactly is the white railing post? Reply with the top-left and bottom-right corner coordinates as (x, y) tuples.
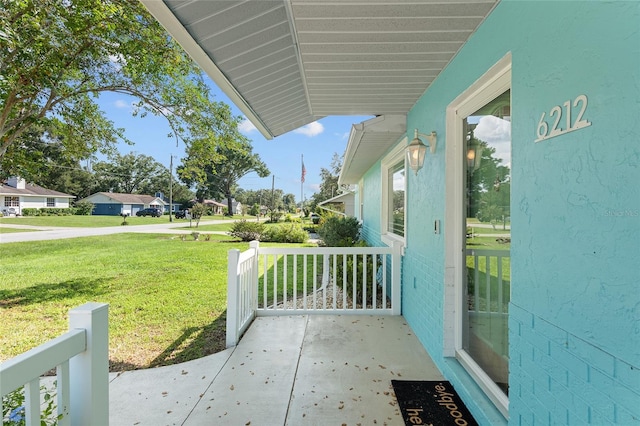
(391, 241), (402, 315)
(249, 241), (260, 312)
(68, 302), (109, 426)
(227, 248), (240, 347)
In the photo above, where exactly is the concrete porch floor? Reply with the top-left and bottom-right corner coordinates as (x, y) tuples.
(109, 315), (444, 425)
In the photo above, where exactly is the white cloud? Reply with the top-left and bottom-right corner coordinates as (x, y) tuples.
(294, 121), (324, 137)
(474, 115), (511, 167)
(239, 117), (258, 133)
(114, 100), (130, 109)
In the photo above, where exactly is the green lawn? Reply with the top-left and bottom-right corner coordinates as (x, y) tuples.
(0, 214), (236, 228)
(466, 235), (511, 311)
(181, 222), (235, 232)
(257, 246), (323, 307)
(0, 227), (38, 234)
(0, 234), (249, 371)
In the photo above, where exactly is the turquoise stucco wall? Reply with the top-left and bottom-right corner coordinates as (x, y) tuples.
(359, 1), (639, 424)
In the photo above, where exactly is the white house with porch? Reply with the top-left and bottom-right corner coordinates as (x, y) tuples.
(0, 177), (74, 216)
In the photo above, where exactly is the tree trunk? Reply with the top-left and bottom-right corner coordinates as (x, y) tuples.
(226, 193), (233, 216)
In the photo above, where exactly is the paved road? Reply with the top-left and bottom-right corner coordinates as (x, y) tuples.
(0, 219), (235, 244)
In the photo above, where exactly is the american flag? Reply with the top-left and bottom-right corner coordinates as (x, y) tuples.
(301, 158), (306, 183)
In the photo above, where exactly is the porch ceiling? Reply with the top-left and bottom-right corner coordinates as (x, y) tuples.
(140, 0), (499, 139)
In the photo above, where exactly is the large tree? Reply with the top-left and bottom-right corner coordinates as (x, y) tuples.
(309, 153), (344, 210)
(92, 152), (164, 194)
(0, 121), (95, 197)
(466, 139), (511, 220)
(178, 137), (270, 216)
(0, 0), (237, 173)
(235, 188), (287, 212)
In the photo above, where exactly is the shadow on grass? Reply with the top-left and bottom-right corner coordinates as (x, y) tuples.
(147, 311), (228, 369)
(0, 277), (111, 308)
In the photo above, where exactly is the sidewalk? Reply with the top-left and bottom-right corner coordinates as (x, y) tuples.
(0, 219), (235, 244)
(106, 315), (443, 425)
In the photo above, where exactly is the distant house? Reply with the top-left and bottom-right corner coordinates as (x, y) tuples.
(79, 192), (167, 216)
(317, 191), (355, 217)
(231, 200), (242, 215)
(196, 199), (242, 215)
(0, 177), (75, 216)
(200, 199), (226, 215)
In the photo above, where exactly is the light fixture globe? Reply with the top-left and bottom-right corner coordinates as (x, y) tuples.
(407, 135), (427, 175)
(406, 128), (437, 175)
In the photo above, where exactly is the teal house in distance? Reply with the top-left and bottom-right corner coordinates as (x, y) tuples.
(144, 1), (639, 423)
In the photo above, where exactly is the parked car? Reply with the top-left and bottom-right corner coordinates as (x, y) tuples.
(174, 209), (190, 219)
(136, 208), (163, 217)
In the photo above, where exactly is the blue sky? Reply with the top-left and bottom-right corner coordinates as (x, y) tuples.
(98, 78), (371, 202)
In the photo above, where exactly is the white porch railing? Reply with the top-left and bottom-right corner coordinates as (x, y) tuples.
(227, 241), (402, 347)
(466, 249), (510, 314)
(1, 303), (109, 426)
(226, 241), (260, 348)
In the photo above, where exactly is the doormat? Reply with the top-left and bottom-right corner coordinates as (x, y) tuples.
(391, 380), (478, 426)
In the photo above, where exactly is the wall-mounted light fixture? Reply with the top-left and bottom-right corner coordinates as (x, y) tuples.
(466, 123), (481, 171)
(407, 128), (437, 175)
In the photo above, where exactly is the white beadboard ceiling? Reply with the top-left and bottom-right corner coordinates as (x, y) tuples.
(141, 0), (498, 139)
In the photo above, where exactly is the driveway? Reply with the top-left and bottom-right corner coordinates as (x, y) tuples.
(0, 219), (235, 244)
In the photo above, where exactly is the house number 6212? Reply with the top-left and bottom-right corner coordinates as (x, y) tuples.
(535, 94), (591, 143)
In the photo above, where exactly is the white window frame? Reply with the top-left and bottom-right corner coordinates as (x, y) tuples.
(47, 197), (55, 207)
(4, 196), (19, 207)
(444, 53), (512, 418)
(358, 178), (364, 224)
(381, 138), (407, 249)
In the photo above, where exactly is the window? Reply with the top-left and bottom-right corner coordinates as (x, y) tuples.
(381, 141), (407, 245)
(388, 161), (405, 237)
(4, 196), (19, 207)
(47, 198), (55, 207)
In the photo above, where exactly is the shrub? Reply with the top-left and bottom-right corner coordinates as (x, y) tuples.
(2, 381), (61, 425)
(317, 216), (382, 303)
(248, 203), (260, 216)
(262, 223), (308, 243)
(317, 216), (361, 247)
(267, 210), (283, 223)
(332, 240), (381, 304)
(23, 208), (76, 216)
(303, 224), (319, 233)
(228, 220), (265, 241)
(284, 214), (301, 223)
(74, 201), (94, 215)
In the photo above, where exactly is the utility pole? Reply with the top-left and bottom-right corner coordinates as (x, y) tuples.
(270, 174), (275, 220)
(169, 155), (173, 222)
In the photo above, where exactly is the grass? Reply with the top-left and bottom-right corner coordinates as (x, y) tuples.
(466, 235), (511, 311)
(0, 234), (249, 371)
(0, 227), (38, 234)
(257, 246), (323, 307)
(182, 222), (235, 232)
(0, 214), (235, 228)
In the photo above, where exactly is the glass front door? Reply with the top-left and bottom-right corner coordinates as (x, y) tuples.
(462, 90), (511, 396)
